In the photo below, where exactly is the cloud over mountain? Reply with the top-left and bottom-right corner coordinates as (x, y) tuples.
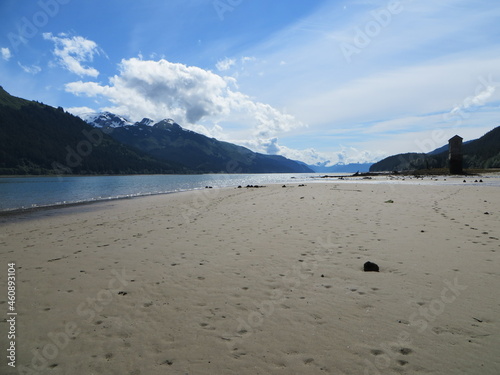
(65, 57), (303, 142)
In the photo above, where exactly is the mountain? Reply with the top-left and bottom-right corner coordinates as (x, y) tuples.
(80, 111), (133, 128)
(0, 87), (312, 175)
(0, 87), (187, 175)
(305, 162), (373, 173)
(427, 140), (473, 156)
(370, 126), (500, 172)
(84, 113), (313, 174)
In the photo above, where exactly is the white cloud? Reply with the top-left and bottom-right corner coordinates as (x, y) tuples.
(65, 57), (303, 144)
(57, 0), (500, 165)
(216, 57), (236, 71)
(221, 0), (500, 163)
(450, 84), (496, 115)
(65, 106), (96, 118)
(17, 62), (41, 75)
(241, 56), (256, 64)
(43, 33), (101, 77)
(239, 137), (384, 165)
(1, 47), (11, 61)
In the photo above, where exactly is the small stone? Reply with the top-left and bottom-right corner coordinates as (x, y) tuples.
(364, 261), (379, 272)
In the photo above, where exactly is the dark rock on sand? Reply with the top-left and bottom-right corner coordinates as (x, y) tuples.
(364, 261), (379, 272)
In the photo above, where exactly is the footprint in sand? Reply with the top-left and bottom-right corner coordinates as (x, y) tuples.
(398, 348), (413, 355)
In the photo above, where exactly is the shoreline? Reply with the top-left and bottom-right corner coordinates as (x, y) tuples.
(2, 172), (500, 219)
(0, 190), (184, 221)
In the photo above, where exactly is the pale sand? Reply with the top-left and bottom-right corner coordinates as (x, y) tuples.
(1, 182), (499, 374)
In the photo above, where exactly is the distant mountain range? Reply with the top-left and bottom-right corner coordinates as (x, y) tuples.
(84, 112), (371, 174)
(0, 87), (312, 175)
(303, 162), (373, 173)
(82, 112), (312, 174)
(370, 127), (500, 172)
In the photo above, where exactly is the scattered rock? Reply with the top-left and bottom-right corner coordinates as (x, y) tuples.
(384, 200), (394, 204)
(364, 261), (379, 272)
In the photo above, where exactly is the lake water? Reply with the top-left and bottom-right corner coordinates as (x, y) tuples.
(2, 173), (498, 212)
(0, 174), (319, 212)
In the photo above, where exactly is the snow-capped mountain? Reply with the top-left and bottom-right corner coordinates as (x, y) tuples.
(137, 117), (156, 126)
(79, 112), (313, 174)
(83, 112), (178, 130)
(82, 111), (134, 129)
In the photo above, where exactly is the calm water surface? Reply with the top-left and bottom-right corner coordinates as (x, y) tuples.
(2, 173), (498, 212)
(0, 174), (317, 211)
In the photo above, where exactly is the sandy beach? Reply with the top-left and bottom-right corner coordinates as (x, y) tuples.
(1, 180), (499, 374)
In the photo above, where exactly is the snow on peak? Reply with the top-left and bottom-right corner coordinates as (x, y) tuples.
(84, 112), (133, 128)
(138, 118), (155, 126)
(82, 112), (183, 130)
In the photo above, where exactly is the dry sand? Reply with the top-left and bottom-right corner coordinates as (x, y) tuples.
(0, 181), (499, 374)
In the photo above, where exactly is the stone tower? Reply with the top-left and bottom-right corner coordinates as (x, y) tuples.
(448, 135), (463, 174)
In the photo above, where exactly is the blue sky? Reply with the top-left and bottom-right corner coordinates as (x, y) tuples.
(1, 0), (500, 165)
